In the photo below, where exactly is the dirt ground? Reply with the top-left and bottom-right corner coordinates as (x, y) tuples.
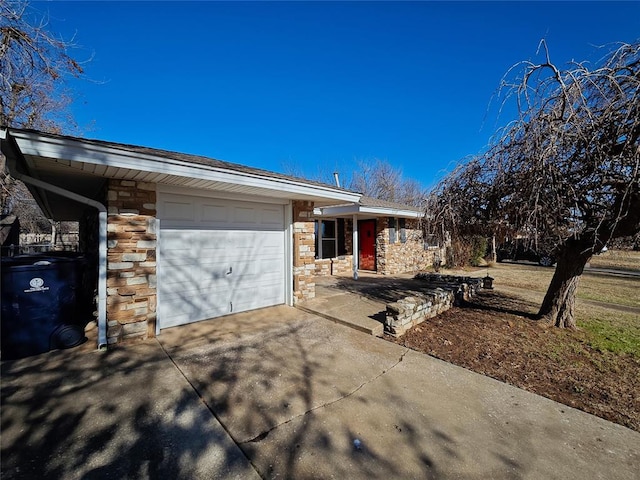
(387, 289), (640, 432)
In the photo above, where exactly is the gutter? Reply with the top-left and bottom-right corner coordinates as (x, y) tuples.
(10, 172), (108, 351)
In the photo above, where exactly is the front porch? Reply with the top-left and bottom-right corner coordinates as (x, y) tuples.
(313, 196), (443, 277)
(298, 271), (484, 338)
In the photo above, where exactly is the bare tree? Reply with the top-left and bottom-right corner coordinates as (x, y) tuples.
(1, 0), (85, 230)
(282, 157), (428, 208)
(432, 40), (640, 327)
(349, 159), (427, 208)
(0, 0), (83, 130)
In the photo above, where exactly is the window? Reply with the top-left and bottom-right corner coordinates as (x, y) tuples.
(315, 219), (337, 259)
(388, 217), (397, 243)
(399, 218), (407, 243)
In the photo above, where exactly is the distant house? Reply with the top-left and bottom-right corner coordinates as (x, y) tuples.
(1, 127), (436, 350)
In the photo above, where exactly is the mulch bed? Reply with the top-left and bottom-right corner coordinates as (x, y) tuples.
(386, 290), (640, 431)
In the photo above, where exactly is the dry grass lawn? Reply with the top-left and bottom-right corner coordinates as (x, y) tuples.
(589, 249), (640, 271)
(389, 250), (640, 431)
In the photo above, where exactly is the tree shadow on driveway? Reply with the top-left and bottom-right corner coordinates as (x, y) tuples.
(4, 307), (637, 480)
(162, 311), (558, 480)
(1, 342), (256, 480)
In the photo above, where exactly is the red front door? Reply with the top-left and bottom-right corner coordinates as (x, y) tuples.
(358, 220), (376, 271)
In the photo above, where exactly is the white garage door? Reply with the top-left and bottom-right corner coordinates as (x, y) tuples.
(158, 193), (286, 329)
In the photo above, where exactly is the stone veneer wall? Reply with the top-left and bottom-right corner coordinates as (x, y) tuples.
(344, 219), (353, 255)
(314, 255), (353, 277)
(106, 180), (157, 344)
(293, 200), (315, 303)
(377, 218), (436, 275)
(385, 274), (483, 337)
(331, 255), (353, 275)
(375, 217), (389, 272)
(315, 258), (331, 276)
(385, 291), (455, 337)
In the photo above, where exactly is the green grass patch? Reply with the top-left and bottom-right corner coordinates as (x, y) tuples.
(578, 311), (640, 358)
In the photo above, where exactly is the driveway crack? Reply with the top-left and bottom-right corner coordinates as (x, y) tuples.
(242, 347), (410, 444)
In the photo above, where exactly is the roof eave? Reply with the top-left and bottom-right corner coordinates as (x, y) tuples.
(316, 204), (424, 218)
(7, 129), (361, 204)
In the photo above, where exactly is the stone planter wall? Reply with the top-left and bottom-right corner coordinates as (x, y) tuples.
(385, 274), (483, 337)
(315, 255), (353, 277)
(315, 258), (332, 276)
(331, 255), (353, 275)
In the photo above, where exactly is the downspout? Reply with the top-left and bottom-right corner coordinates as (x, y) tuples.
(12, 172), (108, 350)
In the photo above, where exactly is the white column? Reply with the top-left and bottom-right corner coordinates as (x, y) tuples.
(352, 214), (358, 280)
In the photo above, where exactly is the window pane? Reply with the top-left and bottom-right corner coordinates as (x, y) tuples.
(322, 220), (336, 239)
(388, 217), (396, 243)
(322, 239), (336, 259)
(399, 218), (406, 243)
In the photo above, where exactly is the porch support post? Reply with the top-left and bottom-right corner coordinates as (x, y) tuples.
(352, 214), (359, 280)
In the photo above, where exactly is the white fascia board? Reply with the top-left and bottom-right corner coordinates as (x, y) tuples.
(317, 204), (423, 218)
(11, 131), (361, 204)
(316, 205), (360, 216)
(359, 206), (424, 218)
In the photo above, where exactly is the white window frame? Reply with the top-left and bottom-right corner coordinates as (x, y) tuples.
(317, 219), (338, 259)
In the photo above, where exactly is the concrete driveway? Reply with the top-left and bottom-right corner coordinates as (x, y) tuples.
(2, 305), (639, 479)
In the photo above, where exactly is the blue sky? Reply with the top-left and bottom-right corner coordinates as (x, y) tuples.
(35, 1), (639, 189)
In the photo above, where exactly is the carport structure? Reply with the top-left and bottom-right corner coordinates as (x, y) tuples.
(1, 127), (360, 348)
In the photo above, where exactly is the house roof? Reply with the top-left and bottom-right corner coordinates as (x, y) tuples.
(1, 127), (361, 220)
(314, 195), (424, 219)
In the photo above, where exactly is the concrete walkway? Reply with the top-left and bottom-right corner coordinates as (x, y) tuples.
(298, 275), (387, 335)
(2, 305), (639, 479)
(299, 272), (434, 336)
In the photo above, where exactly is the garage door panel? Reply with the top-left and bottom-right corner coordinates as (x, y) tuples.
(232, 282), (283, 311)
(232, 206), (258, 226)
(159, 194), (286, 329)
(259, 206), (284, 228)
(161, 268), (201, 288)
(163, 200), (196, 221)
(161, 231), (197, 250)
(232, 230), (264, 246)
(230, 260), (258, 277)
(201, 203), (229, 224)
(162, 302), (229, 329)
(162, 283), (229, 301)
(260, 258), (284, 275)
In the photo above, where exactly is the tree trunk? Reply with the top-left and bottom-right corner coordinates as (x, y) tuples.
(538, 241), (592, 328)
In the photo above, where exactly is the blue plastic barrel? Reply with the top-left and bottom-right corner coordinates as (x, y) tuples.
(1, 255), (87, 360)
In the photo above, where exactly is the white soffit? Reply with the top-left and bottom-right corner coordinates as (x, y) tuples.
(316, 204), (423, 218)
(10, 130), (361, 205)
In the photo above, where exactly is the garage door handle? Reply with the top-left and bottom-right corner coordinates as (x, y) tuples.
(227, 267), (232, 275)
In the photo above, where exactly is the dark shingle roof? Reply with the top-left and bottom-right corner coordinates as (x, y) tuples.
(359, 196), (423, 212)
